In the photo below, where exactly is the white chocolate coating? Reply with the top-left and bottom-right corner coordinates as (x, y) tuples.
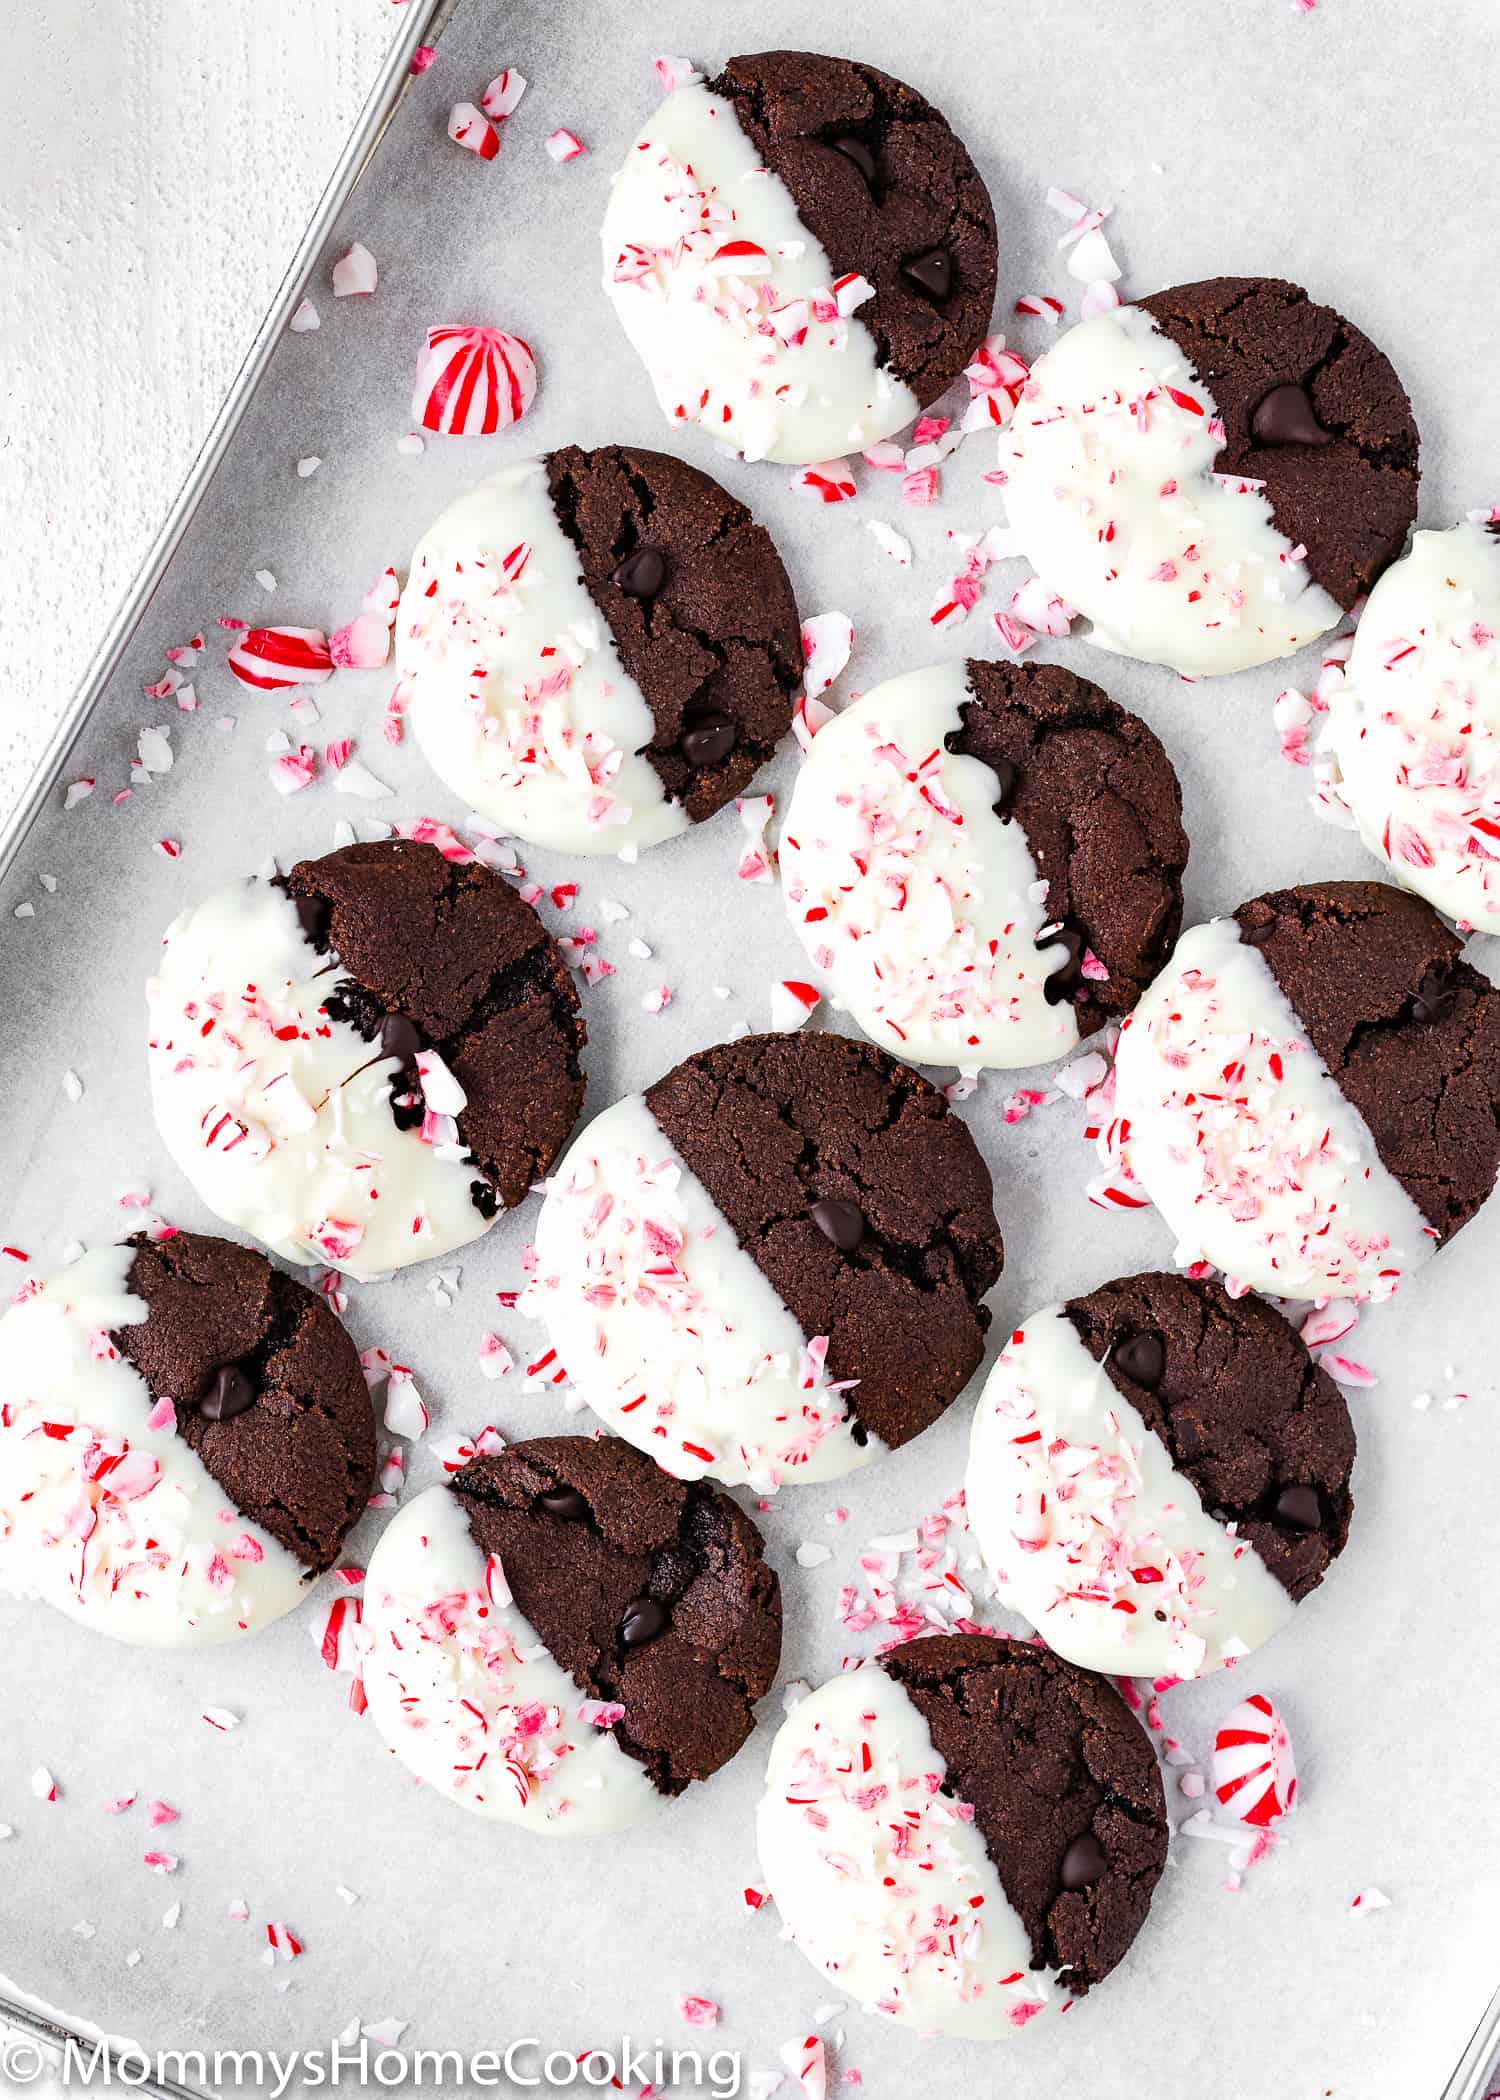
(757, 1666), (1047, 2038)
(779, 663), (1079, 1070)
(398, 462), (687, 856)
(1113, 917), (1434, 1301)
(1002, 306), (1342, 678)
(600, 82), (918, 466)
(966, 1306), (1296, 1679)
(1326, 524), (1500, 931)
(524, 1093), (878, 1493)
(361, 1486), (658, 1835)
(147, 878), (491, 1281)
(0, 1248), (306, 1646)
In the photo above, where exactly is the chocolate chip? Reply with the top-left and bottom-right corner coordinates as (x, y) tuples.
(1114, 1330), (1165, 1389)
(809, 1198), (866, 1251)
(611, 547), (666, 599)
(292, 892), (331, 949)
(1251, 382), (1332, 448)
(470, 1178), (500, 1220)
(379, 1012), (423, 1064)
(831, 134), (877, 185)
(901, 246), (952, 300)
(1060, 1832), (1108, 1890)
(200, 1364), (255, 1422)
(538, 1486), (588, 1521)
(621, 1596), (667, 1648)
(1413, 970), (1458, 1024)
(680, 713), (738, 768)
(1275, 1483), (1322, 1533)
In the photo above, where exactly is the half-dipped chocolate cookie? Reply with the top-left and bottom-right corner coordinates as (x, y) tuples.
(0, 1232), (375, 1646)
(147, 839), (585, 1281)
(780, 658), (1187, 1068)
(1324, 522), (1500, 930)
(1114, 880), (1500, 1300)
(966, 1272), (1355, 1678)
(601, 52), (998, 465)
(1003, 276), (1419, 676)
(757, 1634), (1168, 2036)
(523, 1031), (1004, 1491)
(398, 446), (802, 854)
(360, 1435), (782, 1835)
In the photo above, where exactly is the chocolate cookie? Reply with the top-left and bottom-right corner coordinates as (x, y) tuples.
(0, 1234), (372, 1646)
(546, 444), (802, 822)
(757, 1635), (1167, 2035)
(1003, 275), (1419, 676)
(967, 1273), (1355, 1678)
(115, 1230), (376, 1573)
(359, 1436), (781, 1834)
(1115, 880), (1500, 1301)
(601, 53), (997, 464)
(780, 657), (1187, 1069)
(147, 837), (586, 1284)
(525, 1031), (1004, 1491)
(398, 451), (801, 853)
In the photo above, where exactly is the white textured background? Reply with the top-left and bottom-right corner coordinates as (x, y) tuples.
(0, 0), (397, 821)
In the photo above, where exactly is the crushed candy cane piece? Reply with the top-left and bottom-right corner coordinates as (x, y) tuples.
(332, 241), (378, 297)
(449, 102), (500, 160)
(769, 980), (819, 1032)
(412, 325), (536, 436)
(227, 627), (333, 692)
(481, 69), (527, 118)
(545, 128), (585, 162)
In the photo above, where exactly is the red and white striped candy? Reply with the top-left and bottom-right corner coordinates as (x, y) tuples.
(227, 626), (333, 691)
(791, 458), (856, 504)
(411, 325), (537, 436)
(1212, 1692), (1297, 1827)
(481, 69), (527, 119)
(448, 102), (500, 160)
(769, 980), (820, 1032)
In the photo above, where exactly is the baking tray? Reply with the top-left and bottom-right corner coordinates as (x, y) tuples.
(3, 2), (1500, 2096)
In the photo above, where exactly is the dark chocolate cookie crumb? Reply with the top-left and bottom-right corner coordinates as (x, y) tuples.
(952, 659), (1188, 1028)
(545, 444), (802, 824)
(114, 1230), (375, 1573)
(1065, 1270), (1355, 1602)
(645, 1031), (1003, 1453)
(284, 839), (586, 1214)
(1234, 880), (1500, 1241)
(1139, 277), (1419, 609)
(882, 1633), (1168, 1994)
(450, 1435), (781, 1795)
(706, 52), (998, 408)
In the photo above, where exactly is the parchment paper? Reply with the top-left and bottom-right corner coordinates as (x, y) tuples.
(3, 1), (1499, 2094)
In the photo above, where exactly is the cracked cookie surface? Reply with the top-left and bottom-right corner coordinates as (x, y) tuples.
(114, 1229), (375, 1573)
(450, 1435), (781, 1794)
(1066, 1270), (1355, 1601)
(707, 51), (998, 406)
(953, 659), (1188, 1029)
(1139, 276), (1419, 609)
(882, 1633), (1168, 1994)
(644, 1031), (1003, 1450)
(545, 444), (802, 823)
(285, 838), (586, 1215)
(1235, 880), (1500, 1239)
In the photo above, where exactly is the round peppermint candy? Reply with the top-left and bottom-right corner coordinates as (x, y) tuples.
(966, 1271), (1356, 1680)
(1002, 276), (1418, 677)
(398, 446), (801, 855)
(1113, 880), (1500, 1301)
(147, 840), (585, 1282)
(1325, 523), (1500, 932)
(757, 1635), (1167, 2036)
(361, 1436), (781, 1835)
(779, 657), (1187, 1069)
(0, 1233), (374, 1647)
(601, 51), (997, 465)
(523, 1030), (1004, 1492)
